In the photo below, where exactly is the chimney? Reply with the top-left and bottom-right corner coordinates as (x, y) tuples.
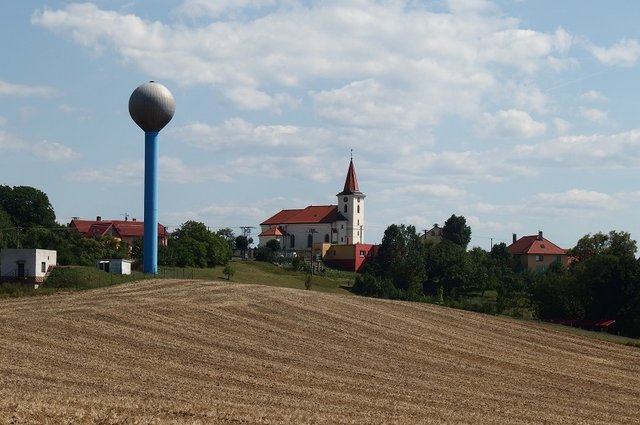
(538, 230), (543, 240)
(96, 216), (102, 222)
(132, 218), (137, 222)
(512, 233), (517, 244)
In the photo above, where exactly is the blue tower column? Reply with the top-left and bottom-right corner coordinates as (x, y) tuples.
(129, 81), (175, 275)
(143, 131), (159, 274)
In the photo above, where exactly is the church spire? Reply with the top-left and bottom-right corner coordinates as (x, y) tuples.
(338, 158), (362, 196)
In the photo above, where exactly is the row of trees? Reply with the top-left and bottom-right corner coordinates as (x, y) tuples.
(0, 185), (245, 269)
(354, 215), (640, 338)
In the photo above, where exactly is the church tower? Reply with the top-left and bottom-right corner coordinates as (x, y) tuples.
(337, 158), (365, 244)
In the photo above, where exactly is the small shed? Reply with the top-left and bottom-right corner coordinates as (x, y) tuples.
(96, 259), (133, 275)
(0, 249), (57, 287)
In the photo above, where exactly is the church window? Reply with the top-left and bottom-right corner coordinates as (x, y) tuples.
(307, 234), (313, 248)
(341, 224), (344, 229)
(357, 205), (360, 213)
(344, 204), (347, 213)
(290, 235), (295, 249)
(357, 220), (360, 225)
(324, 234), (330, 243)
(343, 197), (348, 202)
(340, 237), (344, 242)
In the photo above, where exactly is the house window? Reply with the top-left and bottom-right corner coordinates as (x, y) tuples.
(307, 234), (313, 248)
(536, 255), (543, 262)
(41, 262), (46, 273)
(324, 234), (330, 243)
(360, 250), (366, 257)
(290, 235), (295, 249)
(555, 255), (561, 263)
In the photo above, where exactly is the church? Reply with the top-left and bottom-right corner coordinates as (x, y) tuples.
(258, 159), (377, 272)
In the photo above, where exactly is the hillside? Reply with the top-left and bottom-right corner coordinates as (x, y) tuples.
(0, 279), (638, 424)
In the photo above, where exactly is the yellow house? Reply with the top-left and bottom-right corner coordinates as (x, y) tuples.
(508, 231), (569, 272)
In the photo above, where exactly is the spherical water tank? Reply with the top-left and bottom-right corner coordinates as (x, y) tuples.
(129, 81), (175, 132)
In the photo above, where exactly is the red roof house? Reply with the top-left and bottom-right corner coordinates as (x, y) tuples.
(69, 216), (169, 247)
(508, 231), (569, 272)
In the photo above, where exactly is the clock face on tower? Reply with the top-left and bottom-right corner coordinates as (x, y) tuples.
(343, 197), (348, 202)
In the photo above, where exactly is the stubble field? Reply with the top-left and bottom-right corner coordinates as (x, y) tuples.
(0, 279), (639, 424)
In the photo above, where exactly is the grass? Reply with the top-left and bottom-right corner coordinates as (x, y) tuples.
(160, 260), (355, 294)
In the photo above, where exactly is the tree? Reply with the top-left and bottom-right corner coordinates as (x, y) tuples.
(570, 231), (637, 263)
(216, 227), (236, 251)
(168, 221), (231, 268)
(375, 224), (425, 296)
(223, 264), (235, 280)
(235, 235), (252, 259)
(442, 214), (471, 249)
(0, 207), (17, 248)
(424, 240), (469, 298)
(0, 185), (56, 229)
(266, 239), (281, 252)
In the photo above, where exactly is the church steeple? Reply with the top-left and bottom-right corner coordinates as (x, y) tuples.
(336, 156), (365, 244)
(338, 159), (362, 195)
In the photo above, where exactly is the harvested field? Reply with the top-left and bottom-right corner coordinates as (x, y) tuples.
(0, 279), (639, 424)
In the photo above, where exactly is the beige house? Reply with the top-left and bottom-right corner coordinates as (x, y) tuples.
(508, 231), (569, 272)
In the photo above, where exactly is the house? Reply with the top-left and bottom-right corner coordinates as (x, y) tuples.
(0, 249), (57, 287)
(508, 231), (569, 272)
(422, 224), (443, 243)
(69, 216), (169, 248)
(259, 159), (366, 249)
(96, 258), (134, 275)
(259, 158), (375, 272)
(322, 243), (378, 273)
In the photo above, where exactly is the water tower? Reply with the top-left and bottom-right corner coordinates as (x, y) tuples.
(129, 81), (175, 274)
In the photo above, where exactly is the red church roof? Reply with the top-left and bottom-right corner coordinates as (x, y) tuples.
(261, 205), (347, 226)
(508, 233), (567, 256)
(337, 159), (363, 196)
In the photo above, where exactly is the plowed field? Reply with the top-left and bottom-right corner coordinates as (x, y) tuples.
(1, 279), (639, 424)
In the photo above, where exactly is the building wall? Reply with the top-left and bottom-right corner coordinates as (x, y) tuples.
(337, 195), (365, 244)
(323, 243), (377, 272)
(518, 253), (569, 272)
(0, 249), (57, 283)
(261, 223), (339, 250)
(97, 259), (133, 275)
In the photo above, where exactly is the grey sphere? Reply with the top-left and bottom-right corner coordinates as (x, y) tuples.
(129, 81), (175, 132)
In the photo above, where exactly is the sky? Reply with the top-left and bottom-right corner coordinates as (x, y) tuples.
(2, 0), (640, 251)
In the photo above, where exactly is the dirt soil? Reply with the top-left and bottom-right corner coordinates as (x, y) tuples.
(0, 279), (639, 424)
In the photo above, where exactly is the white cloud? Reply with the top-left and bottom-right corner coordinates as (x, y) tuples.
(480, 109), (546, 138)
(579, 107), (608, 125)
(512, 129), (640, 168)
(553, 117), (571, 134)
(171, 119), (313, 150)
(69, 156), (232, 184)
(580, 90), (608, 102)
(534, 189), (621, 211)
(32, 140), (80, 161)
(381, 183), (467, 201)
(0, 130), (25, 150)
(589, 38), (640, 67)
(176, 0), (284, 19)
(32, 1), (572, 124)
(0, 80), (54, 97)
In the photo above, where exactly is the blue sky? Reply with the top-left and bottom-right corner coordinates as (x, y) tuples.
(2, 0), (640, 250)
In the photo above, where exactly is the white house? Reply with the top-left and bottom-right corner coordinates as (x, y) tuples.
(96, 258), (133, 275)
(259, 158), (366, 250)
(0, 249), (57, 287)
